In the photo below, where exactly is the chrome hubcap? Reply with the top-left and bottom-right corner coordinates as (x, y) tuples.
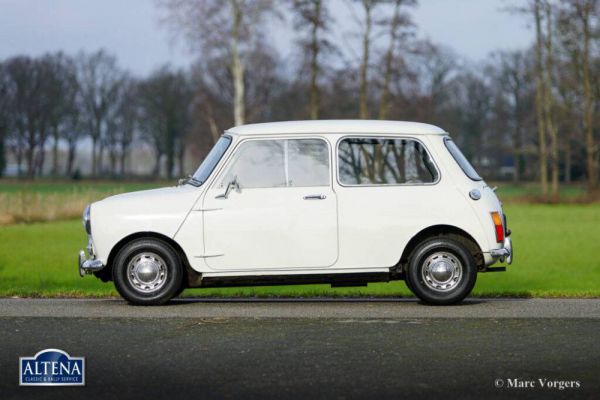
(127, 252), (167, 293)
(421, 251), (462, 292)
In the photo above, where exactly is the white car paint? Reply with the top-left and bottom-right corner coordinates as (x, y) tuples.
(87, 120), (507, 279)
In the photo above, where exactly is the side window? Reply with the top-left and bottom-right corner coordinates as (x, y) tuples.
(288, 139), (329, 187)
(338, 137), (439, 185)
(220, 138), (330, 189)
(220, 140), (286, 188)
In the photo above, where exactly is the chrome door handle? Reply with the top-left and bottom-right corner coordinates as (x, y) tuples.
(303, 194), (326, 200)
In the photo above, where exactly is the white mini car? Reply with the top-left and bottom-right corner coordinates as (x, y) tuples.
(79, 120), (512, 305)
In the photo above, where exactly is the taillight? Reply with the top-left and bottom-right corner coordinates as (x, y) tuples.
(491, 212), (504, 243)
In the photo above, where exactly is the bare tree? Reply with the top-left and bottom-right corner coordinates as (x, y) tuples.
(378, 0), (415, 120)
(62, 105), (82, 177)
(43, 53), (79, 176)
(138, 66), (192, 178)
(574, 0), (598, 191)
(190, 63), (228, 144)
(357, 0), (376, 119)
(417, 43), (457, 123)
(491, 51), (535, 183)
(452, 71), (493, 168)
(106, 77), (138, 177)
(533, 0), (549, 195)
(0, 62), (8, 177)
(158, 0), (276, 127)
(542, 1), (560, 196)
(2, 56), (55, 178)
(77, 50), (124, 177)
(291, 0), (332, 119)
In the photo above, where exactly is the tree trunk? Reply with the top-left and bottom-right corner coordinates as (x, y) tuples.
(229, 0), (245, 126)
(120, 146), (127, 177)
(26, 138), (35, 179)
(178, 140), (185, 177)
(359, 0), (372, 119)
(66, 140), (76, 176)
(16, 141), (23, 177)
(52, 128), (60, 176)
(109, 150), (117, 178)
(202, 100), (221, 143)
(543, 2), (559, 197)
(513, 125), (522, 183)
(166, 144), (174, 179)
(564, 138), (571, 184)
(97, 141), (104, 176)
(35, 139), (47, 177)
(153, 151), (162, 178)
(0, 135), (5, 178)
(379, 0), (402, 120)
(533, 0), (548, 195)
(580, 2), (596, 191)
(309, 0), (321, 120)
(208, 116), (220, 143)
(91, 136), (97, 177)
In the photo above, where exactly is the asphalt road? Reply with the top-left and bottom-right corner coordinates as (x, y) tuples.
(1, 298), (599, 400)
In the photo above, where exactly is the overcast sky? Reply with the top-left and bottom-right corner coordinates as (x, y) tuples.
(0, 0), (533, 76)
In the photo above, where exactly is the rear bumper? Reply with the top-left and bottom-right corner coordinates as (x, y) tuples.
(490, 237), (513, 264)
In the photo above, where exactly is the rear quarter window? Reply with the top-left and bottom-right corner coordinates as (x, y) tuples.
(443, 137), (482, 181)
(337, 137), (439, 185)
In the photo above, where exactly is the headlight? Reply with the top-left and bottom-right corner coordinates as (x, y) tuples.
(83, 205), (91, 235)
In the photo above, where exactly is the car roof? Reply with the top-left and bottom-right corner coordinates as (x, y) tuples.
(225, 120), (447, 136)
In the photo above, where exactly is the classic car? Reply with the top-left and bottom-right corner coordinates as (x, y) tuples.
(79, 120), (512, 305)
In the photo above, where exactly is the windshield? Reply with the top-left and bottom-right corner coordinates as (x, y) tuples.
(443, 137), (482, 181)
(192, 135), (232, 185)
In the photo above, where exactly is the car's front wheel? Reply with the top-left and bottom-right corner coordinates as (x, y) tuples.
(405, 237), (477, 305)
(113, 238), (183, 305)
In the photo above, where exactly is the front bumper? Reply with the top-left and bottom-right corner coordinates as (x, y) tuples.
(78, 236), (104, 277)
(78, 250), (104, 277)
(490, 237), (513, 264)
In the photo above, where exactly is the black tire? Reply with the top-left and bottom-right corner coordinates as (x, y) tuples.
(174, 281), (186, 298)
(113, 238), (184, 305)
(405, 237), (477, 305)
(404, 273), (415, 293)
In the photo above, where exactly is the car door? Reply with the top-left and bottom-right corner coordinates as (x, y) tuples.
(202, 137), (338, 271)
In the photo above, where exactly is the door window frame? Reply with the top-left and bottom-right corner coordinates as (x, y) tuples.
(211, 135), (334, 190)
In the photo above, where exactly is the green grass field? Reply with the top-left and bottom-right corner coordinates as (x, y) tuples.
(0, 201), (599, 298)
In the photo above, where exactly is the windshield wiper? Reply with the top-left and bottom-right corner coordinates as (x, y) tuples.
(178, 175), (203, 187)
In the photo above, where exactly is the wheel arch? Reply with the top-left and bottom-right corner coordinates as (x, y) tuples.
(398, 225), (484, 272)
(95, 232), (197, 285)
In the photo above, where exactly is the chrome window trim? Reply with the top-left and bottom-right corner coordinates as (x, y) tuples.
(335, 134), (441, 187)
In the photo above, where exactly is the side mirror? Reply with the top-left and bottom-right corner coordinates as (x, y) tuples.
(215, 176), (240, 199)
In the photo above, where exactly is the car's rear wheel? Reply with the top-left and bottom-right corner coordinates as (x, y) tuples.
(113, 238), (183, 305)
(405, 237), (477, 305)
